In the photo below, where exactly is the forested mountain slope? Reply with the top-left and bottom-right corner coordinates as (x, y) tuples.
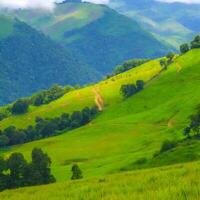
(109, 0), (200, 48)
(0, 16), (100, 105)
(2, 2), (172, 74)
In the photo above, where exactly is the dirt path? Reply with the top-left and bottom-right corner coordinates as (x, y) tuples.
(92, 87), (104, 111)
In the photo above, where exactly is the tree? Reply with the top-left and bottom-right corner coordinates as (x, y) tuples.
(180, 43), (189, 54)
(166, 52), (175, 63)
(191, 35), (200, 49)
(0, 157), (8, 191)
(4, 126), (26, 145)
(7, 153), (27, 188)
(136, 80), (144, 92)
(0, 135), (9, 147)
(160, 58), (167, 70)
(29, 148), (55, 185)
(11, 99), (29, 114)
(120, 84), (137, 99)
(58, 113), (71, 130)
(71, 164), (83, 180)
(81, 107), (91, 125)
(71, 111), (83, 128)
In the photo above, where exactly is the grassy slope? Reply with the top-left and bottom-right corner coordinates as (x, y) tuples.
(1, 49), (200, 183)
(0, 161), (200, 200)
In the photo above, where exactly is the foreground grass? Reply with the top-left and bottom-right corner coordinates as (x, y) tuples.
(1, 161), (200, 200)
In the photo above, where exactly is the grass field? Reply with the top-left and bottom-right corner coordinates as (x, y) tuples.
(0, 49), (200, 198)
(0, 161), (200, 200)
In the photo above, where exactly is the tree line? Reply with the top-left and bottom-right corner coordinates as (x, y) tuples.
(0, 148), (83, 191)
(0, 84), (74, 122)
(120, 80), (145, 99)
(180, 35), (200, 54)
(0, 106), (99, 147)
(0, 148), (55, 191)
(10, 85), (73, 115)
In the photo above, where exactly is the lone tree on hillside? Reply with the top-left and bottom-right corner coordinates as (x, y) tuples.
(71, 164), (83, 180)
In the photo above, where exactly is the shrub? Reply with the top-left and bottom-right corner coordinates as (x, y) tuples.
(71, 164), (83, 180)
(120, 84), (137, 99)
(160, 140), (177, 153)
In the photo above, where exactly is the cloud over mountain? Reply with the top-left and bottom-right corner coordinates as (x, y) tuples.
(0, 0), (64, 10)
(157, 0), (200, 3)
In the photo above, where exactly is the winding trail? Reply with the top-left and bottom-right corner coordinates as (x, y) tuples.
(92, 87), (104, 111)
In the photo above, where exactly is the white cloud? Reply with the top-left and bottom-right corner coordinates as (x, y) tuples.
(82, 0), (110, 4)
(0, 0), (64, 10)
(157, 0), (200, 3)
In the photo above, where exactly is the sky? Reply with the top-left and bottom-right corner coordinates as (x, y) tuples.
(0, 0), (200, 10)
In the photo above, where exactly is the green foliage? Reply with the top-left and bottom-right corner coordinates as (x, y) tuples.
(0, 106), (98, 147)
(179, 35), (200, 55)
(120, 80), (145, 99)
(11, 99), (29, 115)
(114, 59), (149, 75)
(136, 80), (144, 92)
(180, 43), (190, 54)
(159, 140), (177, 153)
(31, 85), (72, 106)
(120, 84), (137, 99)
(0, 149), (55, 191)
(71, 164), (83, 180)
(184, 108), (200, 137)
(0, 135), (9, 147)
(0, 18), (100, 105)
(191, 35), (200, 49)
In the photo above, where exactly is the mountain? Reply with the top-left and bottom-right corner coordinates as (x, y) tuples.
(2, 2), (172, 74)
(109, 0), (200, 48)
(0, 47), (200, 198)
(0, 16), (100, 105)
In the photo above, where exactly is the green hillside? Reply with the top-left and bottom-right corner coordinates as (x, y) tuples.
(3, 2), (171, 74)
(0, 161), (199, 200)
(0, 48), (200, 199)
(0, 16), (100, 105)
(0, 49), (200, 183)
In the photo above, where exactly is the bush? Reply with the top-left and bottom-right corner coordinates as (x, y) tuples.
(160, 140), (177, 153)
(71, 164), (83, 180)
(120, 84), (137, 99)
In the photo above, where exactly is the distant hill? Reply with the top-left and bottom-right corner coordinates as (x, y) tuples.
(0, 16), (100, 105)
(109, 0), (200, 48)
(2, 2), (172, 74)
